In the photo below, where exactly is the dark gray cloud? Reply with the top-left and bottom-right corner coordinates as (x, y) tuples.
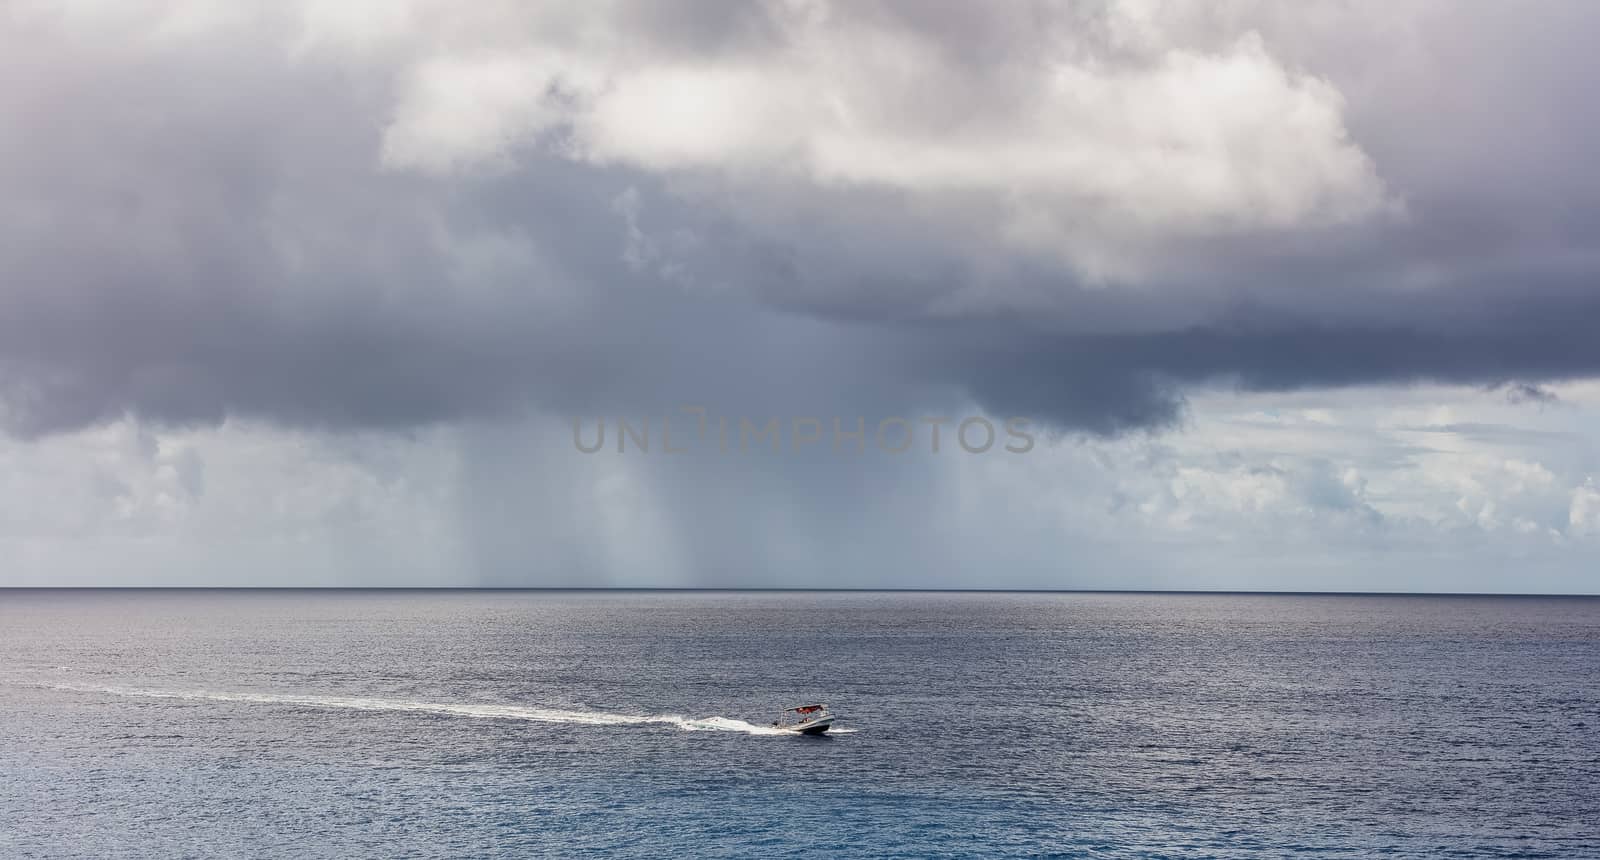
(4, 1), (1600, 442)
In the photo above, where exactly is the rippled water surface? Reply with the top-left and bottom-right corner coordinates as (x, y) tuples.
(2, 590), (1598, 858)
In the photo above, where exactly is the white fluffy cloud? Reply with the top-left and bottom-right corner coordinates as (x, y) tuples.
(372, 2), (1392, 278)
(1571, 480), (1600, 537)
(0, 417), (464, 585)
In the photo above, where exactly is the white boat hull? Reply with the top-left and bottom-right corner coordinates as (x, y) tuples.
(779, 715), (834, 735)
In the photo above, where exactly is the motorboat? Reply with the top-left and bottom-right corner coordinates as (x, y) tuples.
(773, 703), (835, 735)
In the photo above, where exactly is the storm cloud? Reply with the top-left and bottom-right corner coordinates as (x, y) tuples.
(4, 0), (1600, 441)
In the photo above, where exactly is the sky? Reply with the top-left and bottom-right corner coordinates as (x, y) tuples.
(3, 0), (1599, 591)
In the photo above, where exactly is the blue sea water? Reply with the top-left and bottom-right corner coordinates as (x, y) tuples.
(1, 590), (1597, 858)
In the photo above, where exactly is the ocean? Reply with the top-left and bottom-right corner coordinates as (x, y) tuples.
(2, 590), (1597, 858)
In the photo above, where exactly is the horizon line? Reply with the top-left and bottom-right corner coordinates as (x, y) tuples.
(2, 586), (1597, 598)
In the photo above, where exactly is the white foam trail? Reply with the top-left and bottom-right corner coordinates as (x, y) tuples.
(44, 683), (801, 735)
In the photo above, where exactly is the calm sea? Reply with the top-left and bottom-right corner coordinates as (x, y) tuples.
(2, 590), (1597, 858)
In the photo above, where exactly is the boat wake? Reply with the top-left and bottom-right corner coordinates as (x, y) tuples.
(41, 683), (833, 736)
